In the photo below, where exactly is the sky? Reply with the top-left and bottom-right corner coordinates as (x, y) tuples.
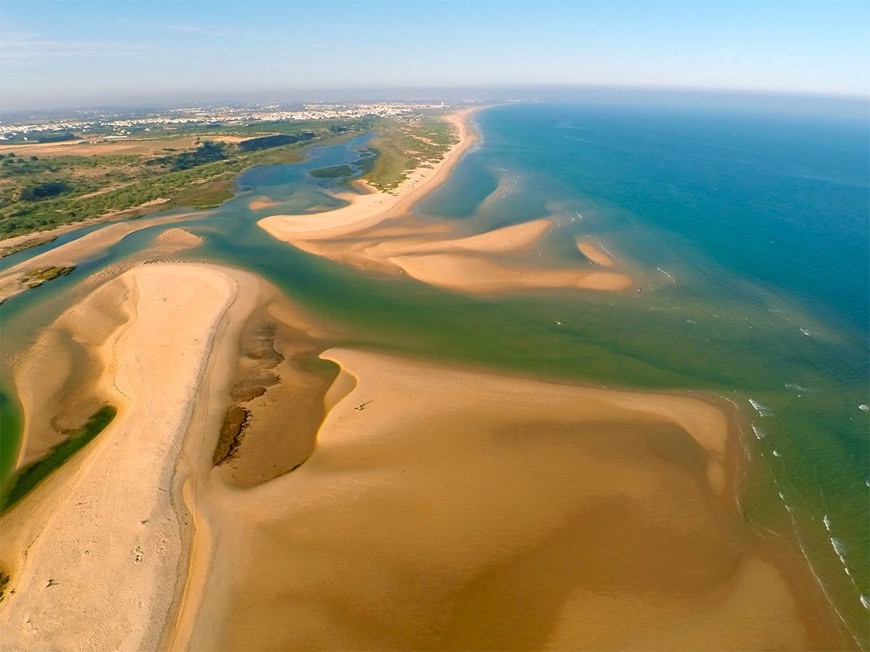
(1, 0), (868, 110)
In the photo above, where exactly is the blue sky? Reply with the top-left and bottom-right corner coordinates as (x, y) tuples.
(1, 0), (867, 109)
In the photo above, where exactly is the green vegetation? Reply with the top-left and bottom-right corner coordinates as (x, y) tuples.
(1, 405), (117, 511)
(239, 132), (315, 152)
(364, 114), (457, 191)
(19, 180), (73, 201)
(20, 265), (75, 289)
(150, 140), (228, 171)
(0, 119), (374, 239)
(0, 112), (456, 239)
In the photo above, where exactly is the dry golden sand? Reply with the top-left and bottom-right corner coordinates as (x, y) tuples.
(258, 110), (634, 295)
(174, 348), (837, 650)
(0, 263), (259, 651)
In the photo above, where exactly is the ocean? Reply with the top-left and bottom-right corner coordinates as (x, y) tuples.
(1, 98), (867, 643)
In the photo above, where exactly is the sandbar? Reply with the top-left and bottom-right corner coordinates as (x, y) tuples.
(0, 213), (202, 302)
(258, 109), (634, 295)
(176, 347), (837, 650)
(576, 237), (616, 267)
(0, 263), (259, 650)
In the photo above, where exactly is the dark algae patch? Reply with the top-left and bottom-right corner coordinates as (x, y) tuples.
(21, 265), (75, 289)
(0, 390), (22, 495)
(1, 405), (117, 511)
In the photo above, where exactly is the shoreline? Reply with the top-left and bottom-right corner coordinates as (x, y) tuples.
(259, 108), (635, 295)
(0, 213), (204, 303)
(259, 107), (480, 241)
(0, 258), (848, 648)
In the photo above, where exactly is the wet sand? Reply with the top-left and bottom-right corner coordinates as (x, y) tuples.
(0, 260), (847, 649)
(176, 347), (840, 650)
(577, 238), (617, 267)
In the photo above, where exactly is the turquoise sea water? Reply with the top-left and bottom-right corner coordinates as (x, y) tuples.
(0, 100), (867, 642)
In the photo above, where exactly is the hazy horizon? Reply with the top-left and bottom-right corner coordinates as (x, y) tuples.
(1, 0), (868, 112)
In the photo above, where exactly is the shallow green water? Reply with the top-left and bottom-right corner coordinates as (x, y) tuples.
(0, 101), (867, 643)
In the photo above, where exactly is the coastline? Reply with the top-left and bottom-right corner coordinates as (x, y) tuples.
(0, 104), (857, 650)
(258, 108), (635, 295)
(0, 212), (204, 303)
(259, 107), (479, 241)
(0, 256), (848, 649)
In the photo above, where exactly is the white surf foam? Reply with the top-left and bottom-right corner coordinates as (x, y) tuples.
(749, 398), (774, 417)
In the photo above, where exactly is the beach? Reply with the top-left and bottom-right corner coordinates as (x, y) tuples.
(0, 263), (259, 650)
(0, 213), (204, 302)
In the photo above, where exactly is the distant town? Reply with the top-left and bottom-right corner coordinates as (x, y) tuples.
(0, 102), (448, 143)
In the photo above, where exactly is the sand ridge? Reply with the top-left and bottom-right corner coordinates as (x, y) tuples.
(0, 263), (259, 651)
(175, 346), (827, 650)
(576, 237), (617, 267)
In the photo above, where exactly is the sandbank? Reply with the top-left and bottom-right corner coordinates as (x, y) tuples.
(176, 347), (837, 650)
(248, 196), (279, 211)
(0, 263), (259, 651)
(259, 108), (479, 241)
(389, 252), (632, 293)
(576, 237), (616, 267)
(0, 213), (202, 302)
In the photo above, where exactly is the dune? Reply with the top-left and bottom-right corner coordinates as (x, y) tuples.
(0, 263), (259, 651)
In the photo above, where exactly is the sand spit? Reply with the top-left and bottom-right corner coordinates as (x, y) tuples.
(175, 347), (838, 650)
(259, 109), (634, 295)
(260, 108), (478, 242)
(0, 263), (258, 651)
(0, 212), (202, 302)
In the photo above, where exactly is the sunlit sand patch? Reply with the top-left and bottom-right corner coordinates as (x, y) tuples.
(389, 252), (633, 293)
(0, 212), (202, 302)
(258, 110), (636, 296)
